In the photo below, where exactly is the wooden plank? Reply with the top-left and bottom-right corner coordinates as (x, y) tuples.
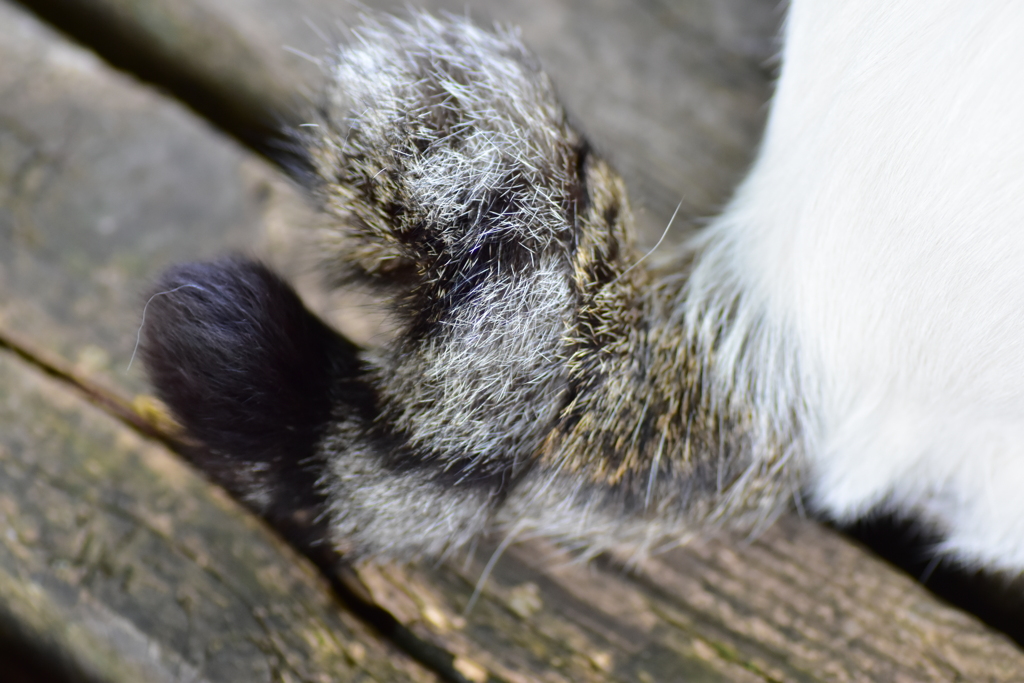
(0, 350), (432, 683)
(352, 523), (1024, 683)
(3, 0), (1024, 681)
(0, 0), (293, 394)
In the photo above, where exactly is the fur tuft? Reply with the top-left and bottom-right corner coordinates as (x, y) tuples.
(140, 257), (368, 538)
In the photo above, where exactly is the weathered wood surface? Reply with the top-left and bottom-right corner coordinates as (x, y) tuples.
(0, 352), (432, 683)
(1, 0), (1023, 681)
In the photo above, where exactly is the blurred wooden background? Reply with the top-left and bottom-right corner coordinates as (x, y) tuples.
(1, 0), (1022, 680)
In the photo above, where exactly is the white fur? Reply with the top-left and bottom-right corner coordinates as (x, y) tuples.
(703, 0), (1024, 571)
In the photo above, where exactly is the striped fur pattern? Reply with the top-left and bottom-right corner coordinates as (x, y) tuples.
(294, 14), (799, 558)
(137, 13), (803, 561)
